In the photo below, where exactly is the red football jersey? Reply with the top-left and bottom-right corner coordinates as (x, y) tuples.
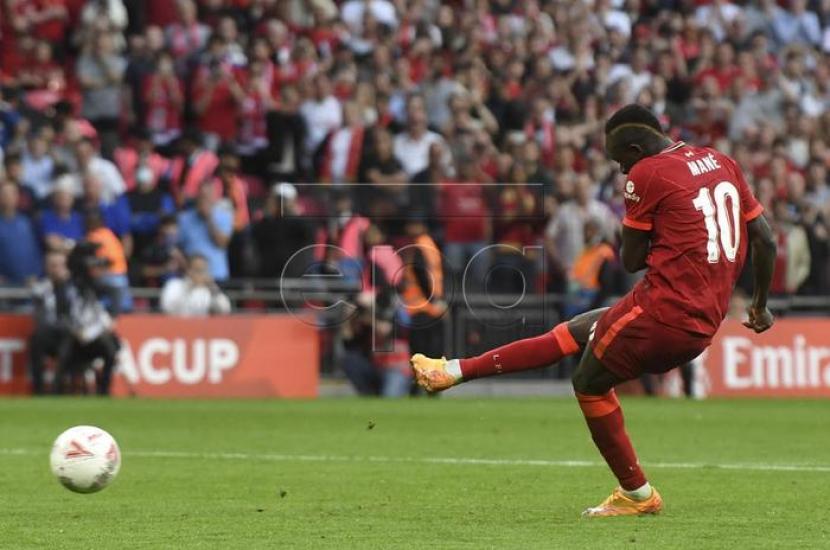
(622, 142), (764, 336)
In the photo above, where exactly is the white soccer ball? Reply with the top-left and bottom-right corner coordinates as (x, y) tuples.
(50, 426), (121, 494)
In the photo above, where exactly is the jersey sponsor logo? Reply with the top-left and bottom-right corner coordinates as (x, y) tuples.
(686, 153), (722, 176)
(623, 180), (640, 202)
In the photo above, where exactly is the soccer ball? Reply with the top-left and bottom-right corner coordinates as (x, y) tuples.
(50, 426), (121, 494)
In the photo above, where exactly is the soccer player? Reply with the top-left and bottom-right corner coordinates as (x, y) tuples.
(410, 104), (777, 518)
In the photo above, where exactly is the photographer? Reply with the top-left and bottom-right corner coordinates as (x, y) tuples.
(30, 242), (122, 395)
(29, 251), (73, 395)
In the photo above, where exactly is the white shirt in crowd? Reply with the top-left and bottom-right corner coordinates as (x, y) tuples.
(695, 2), (742, 42)
(300, 95), (342, 154)
(86, 156), (126, 202)
(392, 130), (448, 178)
(341, 0), (398, 31)
(545, 200), (617, 271)
(160, 278), (232, 317)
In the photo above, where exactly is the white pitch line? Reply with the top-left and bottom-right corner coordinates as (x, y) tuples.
(4, 447), (830, 473)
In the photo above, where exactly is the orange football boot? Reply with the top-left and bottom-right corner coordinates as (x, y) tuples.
(581, 487), (663, 518)
(410, 354), (457, 392)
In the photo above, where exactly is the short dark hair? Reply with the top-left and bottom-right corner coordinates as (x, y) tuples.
(604, 104), (663, 135)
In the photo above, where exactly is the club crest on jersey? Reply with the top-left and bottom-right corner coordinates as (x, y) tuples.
(624, 180), (640, 202)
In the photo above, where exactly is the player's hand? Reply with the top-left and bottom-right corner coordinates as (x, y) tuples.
(743, 305), (774, 333)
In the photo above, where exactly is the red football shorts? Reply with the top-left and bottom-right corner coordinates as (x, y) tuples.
(590, 292), (712, 380)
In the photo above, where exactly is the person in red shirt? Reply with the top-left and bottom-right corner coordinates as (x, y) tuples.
(439, 152), (491, 288)
(236, 60), (276, 160)
(141, 52), (184, 147)
(192, 55), (245, 150)
(410, 105), (777, 518)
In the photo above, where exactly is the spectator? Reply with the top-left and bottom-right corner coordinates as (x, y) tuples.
(80, 172), (132, 245)
(39, 175), (84, 252)
(76, 32), (127, 159)
(0, 182), (42, 285)
(400, 214), (445, 362)
(439, 152), (491, 288)
(84, 209), (132, 312)
(178, 182), (233, 282)
(166, 129), (219, 205)
(251, 183), (315, 279)
(341, 290), (412, 398)
(565, 218), (617, 317)
(213, 148), (252, 277)
(74, 137), (126, 202)
(772, 0), (821, 47)
(28, 251), (72, 394)
(140, 51), (184, 148)
(165, 0), (210, 64)
(545, 174), (617, 275)
(212, 148), (250, 232)
(771, 200), (811, 294)
(319, 101), (366, 184)
(192, 38), (245, 150)
(393, 94), (451, 179)
(300, 73), (342, 162)
(236, 59), (276, 166)
(358, 127), (408, 231)
(123, 26), (168, 128)
(21, 131), (55, 201)
(490, 163), (542, 294)
(114, 128), (170, 192)
(160, 253), (231, 316)
(125, 155), (176, 260)
(134, 214), (185, 286)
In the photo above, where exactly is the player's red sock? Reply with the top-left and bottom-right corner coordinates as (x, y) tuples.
(459, 323), (579, 380)
(576, 390), (647, 491)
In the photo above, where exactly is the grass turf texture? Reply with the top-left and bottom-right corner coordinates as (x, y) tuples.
(1, 398), (828, 549)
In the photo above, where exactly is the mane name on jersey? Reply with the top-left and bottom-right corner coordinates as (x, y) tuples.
(687, 153), (722, 176)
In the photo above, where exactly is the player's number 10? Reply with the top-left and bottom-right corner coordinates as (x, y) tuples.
(692, 181), (741, 264)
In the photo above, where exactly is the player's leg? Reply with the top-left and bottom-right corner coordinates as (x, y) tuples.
(410, 307), (608, 392)
(573, 343), (663, 517)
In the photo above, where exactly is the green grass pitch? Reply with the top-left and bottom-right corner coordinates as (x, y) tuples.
(1, 397), (829, 549)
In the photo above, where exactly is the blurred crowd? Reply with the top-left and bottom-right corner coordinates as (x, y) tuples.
(2, 0), (830, 394)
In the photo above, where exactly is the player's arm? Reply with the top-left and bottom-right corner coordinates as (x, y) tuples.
(620, 226), (650, 273)
(744, 214), (776, 333)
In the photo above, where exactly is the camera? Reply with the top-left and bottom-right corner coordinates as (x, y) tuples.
(67, 241), (111, 288)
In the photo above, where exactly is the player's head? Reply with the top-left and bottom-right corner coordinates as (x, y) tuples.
(604, 104), (669, 174)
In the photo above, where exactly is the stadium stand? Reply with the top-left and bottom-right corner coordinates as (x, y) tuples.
(1, 0), (829, 388)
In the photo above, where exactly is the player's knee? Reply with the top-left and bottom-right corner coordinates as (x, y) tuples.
(571, 369), (590, 394)
(571, 368), (605, 395)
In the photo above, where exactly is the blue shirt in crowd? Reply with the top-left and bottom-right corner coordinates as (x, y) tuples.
(38, 209), (85, 243)
(0, 213), (43, 284)
(99, 195), (132, 238)
(178, 205), (233, 281)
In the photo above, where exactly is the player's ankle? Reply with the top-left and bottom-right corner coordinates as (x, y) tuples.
(622, 482), (652, 502)
(445, 359), (463, 383)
